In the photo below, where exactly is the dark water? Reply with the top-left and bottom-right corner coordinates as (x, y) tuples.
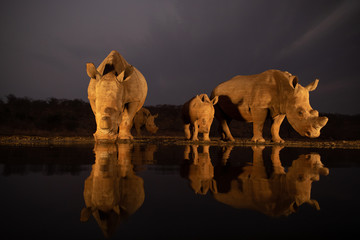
(0, 143), (360, 239)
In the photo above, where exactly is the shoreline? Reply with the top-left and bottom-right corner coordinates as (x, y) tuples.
(0, 135), (359, 149)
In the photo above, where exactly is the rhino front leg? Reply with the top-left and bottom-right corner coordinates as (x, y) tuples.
(118, 102), (138, 140)
(135, 122), (142, 137)
(203, 132), (210, 141)
(251, 108), (267, 142)
(184, 123), (191, 140)
(271, 114), (285, 143)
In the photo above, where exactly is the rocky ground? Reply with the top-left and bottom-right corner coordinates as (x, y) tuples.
(0, 135), (359, 149)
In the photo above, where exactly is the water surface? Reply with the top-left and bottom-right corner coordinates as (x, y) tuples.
(0, 144), (359, 239)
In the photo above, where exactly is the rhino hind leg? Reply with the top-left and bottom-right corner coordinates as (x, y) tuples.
(219, 119), (235, 141)
(271, 114), (285, 143)
(191, 121), (199, 141)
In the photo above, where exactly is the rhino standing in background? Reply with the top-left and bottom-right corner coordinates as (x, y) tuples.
(133, 108), (159, 136)
(211, 69), (328, 142)
(87, 50), (148, 141)
(181, 94), (218, 141)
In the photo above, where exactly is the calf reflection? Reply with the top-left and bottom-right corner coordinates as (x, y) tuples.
(80, 143), (151, 238)
(182, 145), (217, 195)
(214, 146), (329, 216)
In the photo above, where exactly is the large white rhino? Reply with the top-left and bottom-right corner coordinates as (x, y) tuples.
(211, 69), (328, 142)
(87, 50), (148, 141)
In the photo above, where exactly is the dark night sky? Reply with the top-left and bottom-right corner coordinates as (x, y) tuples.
(1, 0), (359, 114)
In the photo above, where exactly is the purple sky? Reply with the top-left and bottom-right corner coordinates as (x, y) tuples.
(1, 0), (359, 114)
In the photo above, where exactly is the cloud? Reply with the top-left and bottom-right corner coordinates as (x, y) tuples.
(278, 0), (360, 59)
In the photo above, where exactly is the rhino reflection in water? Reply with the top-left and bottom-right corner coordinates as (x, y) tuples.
(214, 146), (329, 216)
(86, 50), (148, 141)
(80, 143), (154, 238)
(182, 145), (217, 195)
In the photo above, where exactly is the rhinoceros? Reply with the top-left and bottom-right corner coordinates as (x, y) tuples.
(181, 94), (218, 141)
(133, 107), (159, 136)
(86, 50), (147, 141)
(211, 69), (328, 142)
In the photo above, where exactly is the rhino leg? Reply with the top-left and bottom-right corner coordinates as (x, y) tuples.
(251, 108), (267, 142)
(271, 114), (285, 143)
(219, 119), (235, 142)
(118, 102), (138, 140)
(191, 121), (199, 141)
(135, 122), (142, 137)
(203, 132), (210, 141)
(214, 104), (235, 141)
(184, 123), (191, 140)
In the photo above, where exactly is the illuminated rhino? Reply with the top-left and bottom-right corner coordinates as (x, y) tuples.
(86, 50), (148, 141)
(211, 69), (328, 142)
(133, 107), (158, 137)
(181, 94), (218, 141)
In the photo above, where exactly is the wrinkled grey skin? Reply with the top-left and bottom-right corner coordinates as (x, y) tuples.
(211, 69), (328, 142)
(87, 50), (148, 141)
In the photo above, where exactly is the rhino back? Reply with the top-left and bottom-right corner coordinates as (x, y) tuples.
(212, 70), (289, 119)
(122, 68), (148, 109)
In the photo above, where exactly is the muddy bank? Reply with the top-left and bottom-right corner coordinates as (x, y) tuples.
(0, 135), (359, 149)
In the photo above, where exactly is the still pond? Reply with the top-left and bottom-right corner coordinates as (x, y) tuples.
(0, 143), (359, 239)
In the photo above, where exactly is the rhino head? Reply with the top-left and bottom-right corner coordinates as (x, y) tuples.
(86, 62), (132, 141)
(192, 94), (219, 133)
(145, 114), (159, 134)
(285, 77), (328, 138)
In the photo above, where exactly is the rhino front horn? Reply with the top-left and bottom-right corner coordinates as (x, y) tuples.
(318, 116), (328, 128)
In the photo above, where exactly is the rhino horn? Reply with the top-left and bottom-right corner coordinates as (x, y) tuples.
(317, 116), (328, 128)
(305, 79), (319, 92)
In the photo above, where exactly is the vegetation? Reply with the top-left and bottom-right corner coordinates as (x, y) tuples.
(0, 95), (359, 140)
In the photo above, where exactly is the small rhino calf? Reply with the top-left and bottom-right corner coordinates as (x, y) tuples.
(182, 94), (218, 141)
(133, 108), (159, 136)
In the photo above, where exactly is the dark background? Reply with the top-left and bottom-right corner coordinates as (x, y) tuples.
(1, 0), (360, 114)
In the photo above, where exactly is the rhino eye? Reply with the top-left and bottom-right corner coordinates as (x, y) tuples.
(297, 108), (305, 117)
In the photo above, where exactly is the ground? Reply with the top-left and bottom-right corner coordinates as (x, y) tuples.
(0, 136), (359, 149)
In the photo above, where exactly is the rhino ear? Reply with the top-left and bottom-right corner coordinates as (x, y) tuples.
(211, 96), (219, 105)
(116, 70), (125, 82)
(86, 63), (101, 80)
(123, 65), (134, 82)
(290, 75), (298, 89)
(305, 79), (319, 92)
